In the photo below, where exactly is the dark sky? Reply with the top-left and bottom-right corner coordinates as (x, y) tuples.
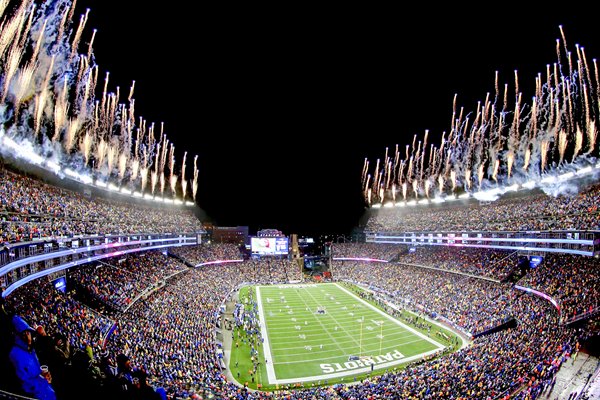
(75, 3), (599, 236)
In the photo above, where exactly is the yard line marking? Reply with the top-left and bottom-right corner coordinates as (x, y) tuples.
(292, 286), (350, 355)
(270, 331), (417, 347)
(302, 285), (368, 351)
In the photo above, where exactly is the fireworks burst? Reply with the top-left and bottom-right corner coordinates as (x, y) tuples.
(192, 155), (199, 201)
(364, 26), (600, 205)
(181, 152), (187, 199)
(0, 0), (199, 204)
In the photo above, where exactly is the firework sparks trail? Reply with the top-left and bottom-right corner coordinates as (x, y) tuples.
(181, 152), (187, 199)
(0, 0), (199, 203)
(192, 155), (199, 201)
(362, 26), (600, 205)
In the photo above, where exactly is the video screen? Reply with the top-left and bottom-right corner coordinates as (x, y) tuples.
(251, 237), (289, 255)
(52, 276), (67, 293)
(303, 256), (331, 280)
(529, 255), (543, 268)
(303, 256), (329, 271)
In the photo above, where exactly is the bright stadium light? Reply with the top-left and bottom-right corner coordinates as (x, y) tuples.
(407, 200), (417, 206)
(120, 188), (132, 195)
(417, 199), (429, 205)
(132, 191), (143, 198)
(540, 175), (557, 184)
(522, 181), (536, 189)
(80, 174), (93, 184)
(383, 202), (395, 208)
(432, 197), (445, 203)
(95, 180), (107, 188)
(396, 202), (406, 207)
(46, 161), (61, 174)
(577, 166), (593, 175)
(371, 204), (382, 209)
(505, 184), (519, 192)
(173, 199), (183, 205)
(108, 183), (119, 192)
(185, 201), (194, 206)
(64, 168), (93, 185)
(143, 194), (153, 200)
(458, 193), (470, 199)
(0, 132), (44, 165)
(558, 172), (574, 181)
(63, 168), (77, 178)
(474, 188), (501, 202)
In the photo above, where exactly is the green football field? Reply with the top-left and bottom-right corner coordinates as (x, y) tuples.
(256, 282), (446, 385)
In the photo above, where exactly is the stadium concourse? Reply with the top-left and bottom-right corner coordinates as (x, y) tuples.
(0, 168), (598, 399)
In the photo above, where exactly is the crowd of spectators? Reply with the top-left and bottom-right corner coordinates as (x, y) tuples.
(332, 243), (519, 280)
(334, 261), (513, 336)
(518, 253), (600, 322)
(332, 244), (600, 326)
(1, 280), (114, 398)
(68, 251), (186, 313)
(396, 246), (519, 280)
(331, 292), (575, 399)
(332, 244), (600, 327)
(105, 268), (227, 398)
(366, 182), (600, 232)
(332, 243), (403, 261)
(0, 245), (594, 399)
(169, 243), (242, 265)
(0, 168), (203, 244)
(170, 244), (301, 282)
(240, 258), (301, 283)
(1, 161), (598, 398)
(5, 282), (113, 354)
(0, 172), (596, 399)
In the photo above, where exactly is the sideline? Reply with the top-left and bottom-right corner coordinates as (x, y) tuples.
(256, 286), (277, 383)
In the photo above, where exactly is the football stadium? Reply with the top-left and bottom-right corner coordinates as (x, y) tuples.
(1, 1), (600, 400)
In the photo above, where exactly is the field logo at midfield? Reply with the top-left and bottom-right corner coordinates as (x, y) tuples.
(320, 350), (405, 373)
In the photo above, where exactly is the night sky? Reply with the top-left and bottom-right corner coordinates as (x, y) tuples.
(75, 3), (599, 236)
